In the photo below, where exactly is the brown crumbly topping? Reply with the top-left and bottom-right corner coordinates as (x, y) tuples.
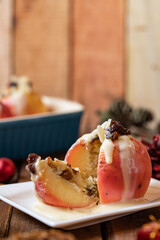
(106, 120), (131, 140)
(26, 153), (40, 174)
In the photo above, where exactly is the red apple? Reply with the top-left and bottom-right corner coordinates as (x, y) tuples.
(97, 137), (152, 204)
(0, 157), (16, 182)
(0, 100), (15, 118)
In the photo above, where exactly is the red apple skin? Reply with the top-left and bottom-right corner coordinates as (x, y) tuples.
(35, 179), (96, 208)
(137, 222), (160, 240)
(0, 101), (15, 118)
(97, 137), (152, 204)
(0, 158), (16, 182)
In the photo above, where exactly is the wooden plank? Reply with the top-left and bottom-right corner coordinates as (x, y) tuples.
(126, 0), (160, 124)
(71, 224), (102, 240)
(0, 162), (19, 238)
(72, 0), (125, 133)
(107, 207), (160, 240)
(9, 208), (49, 235)
(9, 160), (49, 234)
(0, 201), (12, 238)
(0, 0), (13, 88)
(14, 0), (71, 98)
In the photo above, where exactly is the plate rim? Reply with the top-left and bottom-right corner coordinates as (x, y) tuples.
(0, 179), (160, 229)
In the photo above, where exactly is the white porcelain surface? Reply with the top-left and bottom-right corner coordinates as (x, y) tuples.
(0, 179), (160, 229)
(0, 96), (84, 122)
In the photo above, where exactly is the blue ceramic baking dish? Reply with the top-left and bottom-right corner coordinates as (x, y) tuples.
(0, 97), (84, 160)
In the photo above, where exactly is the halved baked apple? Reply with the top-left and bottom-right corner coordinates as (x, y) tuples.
(26, 154), (98, 208)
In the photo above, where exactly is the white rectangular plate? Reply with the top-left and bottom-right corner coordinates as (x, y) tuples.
(0, 179), (160, 229)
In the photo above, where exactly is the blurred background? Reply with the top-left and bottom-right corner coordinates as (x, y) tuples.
(0, 0), (160, 134)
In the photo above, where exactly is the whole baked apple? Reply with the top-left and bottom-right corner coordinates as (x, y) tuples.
(65, 120), (152, 204)
(97, 135), (152, 203)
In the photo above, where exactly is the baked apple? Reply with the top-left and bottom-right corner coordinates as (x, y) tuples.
(65, 121), (111, 178)
(97, 133), (152, 203)
(26, 154), (98, 208)
(0, 76), (50, 118)
(27, 120), (152, 208)
(65, 120), (152, 204)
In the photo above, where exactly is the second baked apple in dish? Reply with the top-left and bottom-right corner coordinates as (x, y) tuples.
(26, 120), (152, 208)
(0, 76), (51, 118)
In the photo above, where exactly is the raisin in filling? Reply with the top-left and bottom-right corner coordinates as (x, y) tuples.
(106, 120), (131, 140)
(26, 153), (39, 174)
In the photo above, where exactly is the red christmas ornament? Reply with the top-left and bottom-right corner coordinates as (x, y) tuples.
(0, 157), (16, 183)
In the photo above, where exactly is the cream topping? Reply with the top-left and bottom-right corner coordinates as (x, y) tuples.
(9, 75), (32, 94)
(7, 92), (27, 115)
(97, 125), (105, 143)
(97, 119), (114, 164)
(1, 75), (32, 99)
(80, 130), (98, 143)
(118, 135), (136, 200)
(81, 119), (112, 144)
(100, 139), (115, 164)
(33, 197), (147, 221)
(30, 157), (41, 182)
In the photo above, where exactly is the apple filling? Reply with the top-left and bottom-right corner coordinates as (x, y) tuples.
(26, 154), (98, 208)
(64, 136), (101, 179)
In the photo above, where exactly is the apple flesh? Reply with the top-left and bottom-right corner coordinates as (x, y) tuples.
(26, 155), (97, 208)
(97, 137), (152, 204)
(0, 157), (16, 182)
(65, 137), (101, 178)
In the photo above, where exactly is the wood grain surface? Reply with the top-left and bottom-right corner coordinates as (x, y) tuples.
(1, 0), (160, 133)
(0, 0), (13, 88)
(0, 202), (12, 238)
(14, 0), (71, 98)
(126, 0), (160, 123)
(72, 0), (125, 133)
(1, 158), (160, 240)
(0, 0), (124, 133)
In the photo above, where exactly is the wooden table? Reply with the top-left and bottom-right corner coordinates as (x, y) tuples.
(0, 156), (160, 240)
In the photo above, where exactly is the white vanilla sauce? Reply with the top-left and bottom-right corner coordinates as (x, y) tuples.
(118, 135), (136, 200)
(100, 139), (115, 164)
(96, 119), (114, 164)
(33, 198), (147, 221)
(81, 119), (112, 144)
